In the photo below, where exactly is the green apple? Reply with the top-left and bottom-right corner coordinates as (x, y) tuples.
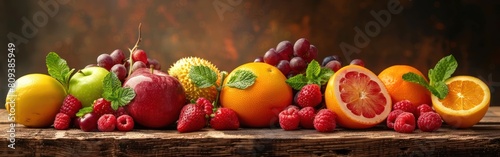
(69, 67), (109, 107)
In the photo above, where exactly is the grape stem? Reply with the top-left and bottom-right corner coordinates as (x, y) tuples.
(127, 23), (143, 76)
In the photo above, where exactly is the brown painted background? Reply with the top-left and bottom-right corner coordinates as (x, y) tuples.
(1, 0), (499, 107)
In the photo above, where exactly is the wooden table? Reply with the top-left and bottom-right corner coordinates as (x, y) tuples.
(0, 107), (499, 156)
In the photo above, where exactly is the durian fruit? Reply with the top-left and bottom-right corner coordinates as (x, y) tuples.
(168, 57), (220, 102)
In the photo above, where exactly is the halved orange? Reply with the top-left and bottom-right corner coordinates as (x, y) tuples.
(325, 65), (392, 129)
(432, 76), (490, 128)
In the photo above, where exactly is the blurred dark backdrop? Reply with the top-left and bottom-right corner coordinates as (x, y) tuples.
(1, 0), (499, 107)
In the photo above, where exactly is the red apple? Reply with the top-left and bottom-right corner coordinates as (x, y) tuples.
(123, 68), (186, 128)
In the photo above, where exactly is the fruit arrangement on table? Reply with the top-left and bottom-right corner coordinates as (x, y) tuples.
(5, 27), (491, 134)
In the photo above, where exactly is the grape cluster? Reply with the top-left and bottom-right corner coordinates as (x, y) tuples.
(93, 49), (161, 83)
(254, 38), (318, 77)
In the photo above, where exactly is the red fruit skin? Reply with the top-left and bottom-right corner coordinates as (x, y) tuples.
(314, 109), (337, 132)
(124, 68), (186, 128)
(393, 100), (416, 115)
(73, 117), (81, 129)
(415, 104), (434, 118)
(132, 49), (148, 65)
(60, 94), (82, 118)
(387, 110), (405, 129)
(417, 112), (442, 132)
(196, 97), (213, 116)
(210, 108), (240, 130)
(80, 113), (99, 132)
(177, 104), (206, 133)
(98, 114), (116, 132)
(116, 115), (135, 131)
(114, 107), (128, 117)
(279, 106), (300, 131)
(93, 98), (113, 116)
(54, 113), (71, 130)
(298, 107), (316, 129)
(394, 112), (416, 133)
(296, 84), (323, 108)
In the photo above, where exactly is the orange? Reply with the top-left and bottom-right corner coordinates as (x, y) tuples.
(432, 76), (490, 128)
(325, 65), (392, 129)
(378, 65), (431, 107)
(5, 74), (66, 127)
(220, 62), (293, 127)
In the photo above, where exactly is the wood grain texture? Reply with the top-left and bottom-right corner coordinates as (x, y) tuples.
(0, 107), (499, 156)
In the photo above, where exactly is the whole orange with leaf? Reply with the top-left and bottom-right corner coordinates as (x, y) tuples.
(220, 62), (293, 128)
(378, 65), (431, 107)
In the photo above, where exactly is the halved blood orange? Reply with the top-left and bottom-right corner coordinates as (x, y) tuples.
(325, 65), (392, 129)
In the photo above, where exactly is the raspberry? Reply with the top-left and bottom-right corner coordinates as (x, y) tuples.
(97, 114), (116, 132)
(393, 100), (416, 115)
(196, 97), (213, 116)
(386, 109), (404, 129)
(417, 112), (442, 132)
(59, 94), (82, 118)
(295, 84), (323, 108)
(54, 113), (71, 130)
(279, 106), (300, 130)
(114, 107), (128, 117)
(415, 104), (433, 118)
(93, 98), (113, 116)
(298, 107), (316, 129)
(313, 109), (336, 132)
(210, 108), (240, 130)
(116, 115), (134, 131)
(394, 112), (415, 133)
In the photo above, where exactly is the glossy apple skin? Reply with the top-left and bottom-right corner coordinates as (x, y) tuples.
(123, 68), (186, 128)
(69, 67), (109, 107)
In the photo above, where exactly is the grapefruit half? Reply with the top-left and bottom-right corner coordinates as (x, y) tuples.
(325, 65), (392, 129)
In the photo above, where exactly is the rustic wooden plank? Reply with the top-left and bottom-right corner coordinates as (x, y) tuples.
(0, 107), (498, 156)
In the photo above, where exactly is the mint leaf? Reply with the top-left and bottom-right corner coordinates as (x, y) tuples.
(189, 65), (218, 88)
(102, 72), (136, 110)
(110, 88), (135, 110)
(306, 60), (321, 80)
(46, 52), (75, 91)
(226, 70), (256, 89)
(286, 74), (308, 90)
(433, 81), (449, 99)
(403, 72), (433, 91)
(429, 55), (457, 85)
(76, 106), (93, 117)
(286, 60), (334, 90)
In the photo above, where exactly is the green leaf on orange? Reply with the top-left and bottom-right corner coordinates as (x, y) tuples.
(225, 70), (256, 89)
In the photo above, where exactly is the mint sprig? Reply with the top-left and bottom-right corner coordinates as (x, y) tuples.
(76, 73), (136, 117)
(225, 70), (256, 89)
(286, 60), (334, 90)
(402, 55), (457, 99)
(190, 66), (218, 88)
(46, 52), (75, 91)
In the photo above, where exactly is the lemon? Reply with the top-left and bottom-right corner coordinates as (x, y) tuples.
(5, 74), (66, 127)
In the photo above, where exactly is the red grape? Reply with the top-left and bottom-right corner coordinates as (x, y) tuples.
(111, 64), (127, 82)
(132, 49), (148, 65)
(321, 55), (340, 66)
(97, 54), (114, 71)
(254, 56), (264, 62)
(293, 38), (310, 57)
(276, 41), (293, 61)
(325, 60), (342, 72)
(290, 57), (307, 73)
(350, 59), (365, 67)
(147, 58), (161, 70)
(130, 61), (147, 73)
(304, 45), (318, 63)
(110, 49), (125, 64)
(276, 60), (291, 75)
(263, 48), (280, 66)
